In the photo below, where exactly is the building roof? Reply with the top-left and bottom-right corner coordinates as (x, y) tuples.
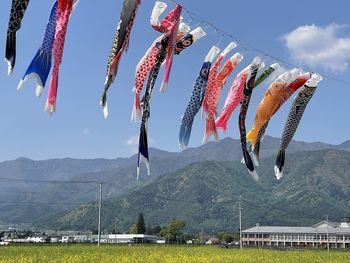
(107, 234), (162, 239)
(243, 222), (350, 235)
(312, 221), (341, 228)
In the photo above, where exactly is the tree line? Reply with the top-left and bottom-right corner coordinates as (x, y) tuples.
(126, 213), (238, 244)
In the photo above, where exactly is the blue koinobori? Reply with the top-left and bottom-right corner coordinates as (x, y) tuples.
(17, 1), (58, 97)
(178, 46), (219, 150)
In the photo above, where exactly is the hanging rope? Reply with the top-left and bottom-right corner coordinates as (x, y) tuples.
(167, 0), (350, 86)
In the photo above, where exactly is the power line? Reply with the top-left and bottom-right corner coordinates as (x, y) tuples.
(0, 176), (143, 195)
(167, 0), (350, 86)
(0, 190), (38, 194)
(0, 177), (98, 184)
(0, 201), (88, 206)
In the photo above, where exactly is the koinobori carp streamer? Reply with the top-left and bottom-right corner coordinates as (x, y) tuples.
(136, 2), (208, 177)
(131, 22), (191, 122)
(137, 1), (183, 178)
(201, 42), (239, 143)
(238, 59), (279, 179)
(5, 0), (30, 75)
(137, 29), (206, 177)
(179, 46), (220, 150)
(247, 70), (311, 165)
(215, 62), (279, 133)
(137, 37), (169, 178)
(17, 1), (58, 97)
(150, 1), (182, 92)
(45, 0), (79, 114)
(101, 0), (141, 118)
(274, 74), (322, 180)
(246, 68), (306, 150)
(238, 58), (262, 180)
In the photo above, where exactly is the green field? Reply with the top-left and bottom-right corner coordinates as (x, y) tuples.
(1, 245), (350, 263)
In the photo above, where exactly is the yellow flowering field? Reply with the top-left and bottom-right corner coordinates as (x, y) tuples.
(1, 245), (350, 263)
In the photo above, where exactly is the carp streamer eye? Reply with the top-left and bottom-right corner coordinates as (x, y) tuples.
(201, 68), (208, 77)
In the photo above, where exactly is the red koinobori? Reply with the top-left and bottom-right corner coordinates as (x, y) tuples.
(46, 0), (79, 114)
(201, 42), (240, 143)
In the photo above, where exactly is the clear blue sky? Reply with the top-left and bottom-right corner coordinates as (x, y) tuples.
(0, 0), (349, 161)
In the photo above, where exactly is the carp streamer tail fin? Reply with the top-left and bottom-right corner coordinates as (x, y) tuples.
(215, 111), (229, 133)
(243, 149), (258, 181)
(17, 49), (52, 97)
(131, 93), (142, 122)
(203, 118), (218, 143)
(274, 149), (285, 180)
(246, 130), (258, 150)
(137, 122), (151, 179)
(45, 71), (59, 115)
(179, 124), (192, 150)
(5, 32), (16, 75)
(100, 87), (109, 119)
(252, 140), (261, 167)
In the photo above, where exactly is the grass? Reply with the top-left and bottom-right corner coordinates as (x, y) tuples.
(1, 244), (350, 263)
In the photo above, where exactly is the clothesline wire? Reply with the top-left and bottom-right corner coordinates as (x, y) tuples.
(167, 0), (350, 86)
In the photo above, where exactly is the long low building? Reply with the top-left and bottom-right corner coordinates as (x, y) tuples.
(106, 234), (164, 244)
(242, 220), (350, 248)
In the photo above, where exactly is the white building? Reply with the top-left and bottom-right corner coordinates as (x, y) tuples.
(29, 237), (46, 243)
(242, 219), (350, 249)
(61, 236), (74, 243)
(73, 235), (90, 243)
(107, 234), (164, 244)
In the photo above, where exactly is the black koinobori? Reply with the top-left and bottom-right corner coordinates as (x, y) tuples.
(137, 37), (169, 178)
(101, 0), (141, 118)
(136, 26), (204, 178)
(239, 59), (261, 180)
(5, 0), (30, 75)
(274, 74), (322, 180)
(239, 59), (279, 179)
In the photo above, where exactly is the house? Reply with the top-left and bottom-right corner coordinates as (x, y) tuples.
(242, 218), (350, 249)
(90, 235), (109, 243)
(30, 236), (46, 243)
(50, 235), (62, 243)
(61, 236), (74, 243)
(205, 237), (220, 245)
(30, 232), (49, 243)
(73, 235), (90, 243)
(3, 238), (30, 243)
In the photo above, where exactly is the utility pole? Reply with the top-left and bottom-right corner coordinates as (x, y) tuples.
(200, 228), (203, 245)
(98, 181), (102, 246)
(238, 202), (243, 250)
(326, 215), (329, 252)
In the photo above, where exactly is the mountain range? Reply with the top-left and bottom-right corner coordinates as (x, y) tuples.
(0, 136), (349, 233)
(46, 149), (350, 233)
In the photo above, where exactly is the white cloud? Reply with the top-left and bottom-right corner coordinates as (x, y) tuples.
(126, 136), (139, 146)
(126, 135), (155, 146)
(283, 24), (350, 72)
